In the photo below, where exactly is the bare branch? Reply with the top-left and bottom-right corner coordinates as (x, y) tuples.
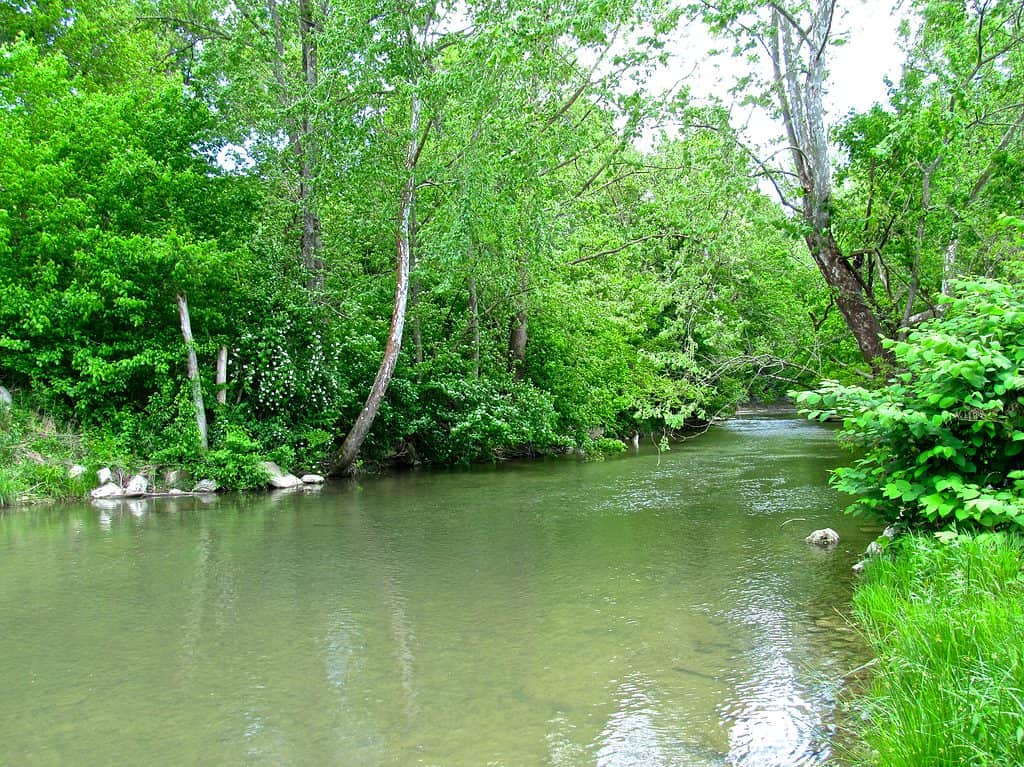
(567, 232), (694, 265)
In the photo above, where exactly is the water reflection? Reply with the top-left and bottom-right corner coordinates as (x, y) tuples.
(0, 418), (870, 766)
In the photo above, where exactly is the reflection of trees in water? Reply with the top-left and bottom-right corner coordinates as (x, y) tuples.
(0, 419), (870, 765)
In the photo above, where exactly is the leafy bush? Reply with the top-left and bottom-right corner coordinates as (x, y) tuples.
(0, 393), (91, 505)
(797, 279), (1024, 529)
(404, 370), (561, 464)
(192, 426), (272, 490)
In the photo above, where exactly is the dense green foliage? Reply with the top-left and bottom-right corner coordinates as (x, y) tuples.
(0, 0), (841, 486)
(0, 395), (91, 507)
(798, 280), (1024, 530)
(850, 533), (1024, 766)
(1, 0), (1022, 492)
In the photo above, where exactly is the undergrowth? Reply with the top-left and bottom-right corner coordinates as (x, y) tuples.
(0, 396), (91, 507)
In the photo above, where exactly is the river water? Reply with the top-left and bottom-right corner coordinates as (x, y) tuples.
(0, 417), (874, 766)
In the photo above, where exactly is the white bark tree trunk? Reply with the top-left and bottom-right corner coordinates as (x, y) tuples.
(177, 294), (208, 451)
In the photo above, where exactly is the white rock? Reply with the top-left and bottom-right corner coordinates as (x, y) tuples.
(0, 386), (11, 408)
(300, 474), (325, 484)
(259, 461), (284, 478)
(193, 479), (218, 493)
(269, 473), (303, 489)
(90, 482), (123, 499)
(163, 469), (190, 489)
(168, 488), (185, 496)
(805, 528), (840, 547)
(97, 467), (113, 485)
(69, 464), (87, 480)
(123, 474), (149, 497)
(852, 560), (866, 574)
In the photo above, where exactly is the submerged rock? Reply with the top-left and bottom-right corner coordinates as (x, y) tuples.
(300, 474), (325, 484)
(805, 528), (840, 547)
(90, 482), (123, 499)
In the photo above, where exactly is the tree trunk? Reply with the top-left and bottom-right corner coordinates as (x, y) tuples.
(216, 345), (228, 405)
(508, 257), (528, 378)
(177, 294), (208, 451)
(468, 273), (480, 378)
(298, 0), (323, 288)
(768, 1), (890, 370)
(807, 232), (889, 365)
(329, 93), (421, 476)
(410, 196), (423, 365)
(267, 0), (322, 287)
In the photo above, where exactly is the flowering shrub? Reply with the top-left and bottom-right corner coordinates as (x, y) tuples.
(232, 307), (348, 420)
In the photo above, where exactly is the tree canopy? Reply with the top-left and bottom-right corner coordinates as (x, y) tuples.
(1, 0), (1020, 477)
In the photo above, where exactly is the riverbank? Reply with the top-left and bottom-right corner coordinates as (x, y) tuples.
(845, 532), (1024, 766)
(0, 392), (637, 508)
(0, 396), (92, 507)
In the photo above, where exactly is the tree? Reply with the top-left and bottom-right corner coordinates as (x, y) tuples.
(693, 0), (890, 368)
(322, 0), (677, 471)
(833, 0), (1024, 330)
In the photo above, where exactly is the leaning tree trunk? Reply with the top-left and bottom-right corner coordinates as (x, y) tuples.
(328, 93), (421, 476)
(808, 231), (889, 364)
(769, 1), (891, 370)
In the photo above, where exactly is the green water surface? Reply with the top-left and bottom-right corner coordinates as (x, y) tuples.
(0, 417), (874, 766)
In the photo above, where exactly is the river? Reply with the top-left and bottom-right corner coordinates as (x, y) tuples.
(0, 417), (874, 766)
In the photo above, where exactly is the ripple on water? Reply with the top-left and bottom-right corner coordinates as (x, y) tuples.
(0, 417), (870, 767)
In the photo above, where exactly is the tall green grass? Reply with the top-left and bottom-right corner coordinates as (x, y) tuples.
(849, 533), (1024, 766)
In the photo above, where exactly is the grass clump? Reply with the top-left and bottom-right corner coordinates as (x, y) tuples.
(850, 533), (1024, 766)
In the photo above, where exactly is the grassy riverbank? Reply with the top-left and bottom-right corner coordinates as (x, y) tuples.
(847, 533), (1024, 766)
(0, 398), (91, 507)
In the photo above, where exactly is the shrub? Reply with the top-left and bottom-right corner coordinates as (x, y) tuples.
(192, 426), (272, 490)
(797, 279), (1024, 530)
